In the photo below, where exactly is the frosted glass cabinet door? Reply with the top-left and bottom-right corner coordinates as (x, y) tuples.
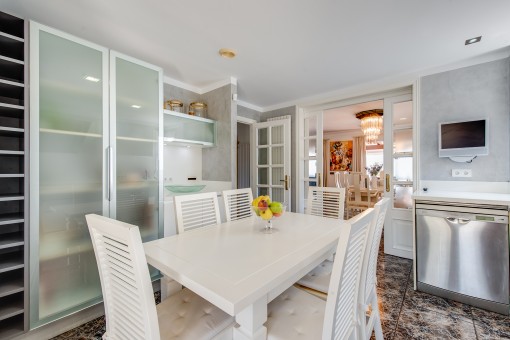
(30, 24), (108, 327)
(110, 53), (162, 241)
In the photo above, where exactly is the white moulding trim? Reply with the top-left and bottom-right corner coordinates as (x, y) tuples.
(200, 77), (237, 94)
(237, 100), (263, 112)
(163, 76), (237, 95)
(237, 116), (257, 124)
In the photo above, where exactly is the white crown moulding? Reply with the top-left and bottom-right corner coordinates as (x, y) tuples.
(163, 76), (237, 95)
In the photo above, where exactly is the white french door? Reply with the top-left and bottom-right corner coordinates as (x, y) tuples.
(297, 111), (323, 213)
(251, 119), (291, 206)
(383, 94), (414, 259)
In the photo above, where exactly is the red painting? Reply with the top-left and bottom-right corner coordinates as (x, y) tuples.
(330, 140), (353, 171)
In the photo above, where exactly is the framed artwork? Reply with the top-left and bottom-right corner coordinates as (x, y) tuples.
(330, 140), (353, 171)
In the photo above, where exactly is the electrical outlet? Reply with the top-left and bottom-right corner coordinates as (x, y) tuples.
(452, 169), (472, 177)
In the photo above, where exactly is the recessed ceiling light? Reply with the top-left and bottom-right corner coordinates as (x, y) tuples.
(131, 105), (141, 109)
(400, 117), (407, 120)
(465, 36), (482, 45)
(85, 76), (100, 82)
(219, 48), (236, 59)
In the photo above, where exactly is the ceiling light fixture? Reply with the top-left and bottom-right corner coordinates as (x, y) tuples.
(355, 109), (383, 145)
(465, 36), (482, 45)
(85, 76), (100, 82)
(131, 105), (141, 109)
(219, 48), (236, 59)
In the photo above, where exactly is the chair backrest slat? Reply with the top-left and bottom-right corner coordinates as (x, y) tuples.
(363, 198), (390, 300)
(223, 188), (255, 222)
(86, 214), (160, 340)
(174, 192), (221, 233)
(306, 187), (345, 220)
(322, 208), (374, 340)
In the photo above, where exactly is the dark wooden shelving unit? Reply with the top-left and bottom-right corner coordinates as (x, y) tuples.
(0, 10), (26, 339)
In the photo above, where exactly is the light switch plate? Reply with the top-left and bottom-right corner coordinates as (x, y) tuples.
(452, 169), (472, 177)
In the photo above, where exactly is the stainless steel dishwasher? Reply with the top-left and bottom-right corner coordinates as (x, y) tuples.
(415, 200), (509, 314)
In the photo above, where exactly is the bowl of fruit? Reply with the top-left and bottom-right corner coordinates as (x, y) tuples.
(251, 195), (286, 233)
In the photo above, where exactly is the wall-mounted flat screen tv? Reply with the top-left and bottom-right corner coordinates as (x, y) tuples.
(438, 119), (488, 158)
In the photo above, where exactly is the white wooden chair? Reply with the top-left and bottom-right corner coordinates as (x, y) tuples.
(174, 192), (221, 234)
(305, 187), (346, 220)
(222, 188), (255, 222)
(297, 186), (345, 293)
(346, 172), (375, 218)
(266, 208), (374, 339)
(85, 214), (234, 340)
(358, 197), (390, 340)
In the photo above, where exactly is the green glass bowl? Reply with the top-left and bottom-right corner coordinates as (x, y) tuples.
(165, 184), (206, 193)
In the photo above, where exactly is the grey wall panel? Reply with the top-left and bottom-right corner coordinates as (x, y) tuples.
(163, 83), (201, 111)
(238, 105), (261, 122)
(420, 58), (510, 181)
(202, 84), (235, 182)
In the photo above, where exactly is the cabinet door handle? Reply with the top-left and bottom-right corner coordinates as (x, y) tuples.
(385, 174), (390, 192)
(317, 173), (322, 187)
(106, 146), (113, 201)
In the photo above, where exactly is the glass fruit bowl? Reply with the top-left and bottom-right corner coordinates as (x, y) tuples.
(251, 196), (286, 233)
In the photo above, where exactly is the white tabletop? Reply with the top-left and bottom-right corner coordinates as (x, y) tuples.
(144, 212), (345, 316)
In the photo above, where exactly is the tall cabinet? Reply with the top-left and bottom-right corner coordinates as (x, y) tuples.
(29, 23), (163, 328)
(0, 11), (27, 339)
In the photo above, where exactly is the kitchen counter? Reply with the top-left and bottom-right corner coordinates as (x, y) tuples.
(413, 190), (510, 207)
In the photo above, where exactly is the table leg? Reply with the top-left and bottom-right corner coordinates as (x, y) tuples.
(160, 275), (182, 300)
(233, 297), (267, 340)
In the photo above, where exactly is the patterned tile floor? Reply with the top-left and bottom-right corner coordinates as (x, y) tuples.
(53, 245), (509, 340)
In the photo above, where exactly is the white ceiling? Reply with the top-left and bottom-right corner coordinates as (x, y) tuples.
(323, 99), (412, 133)
(3, 1), (510, 109)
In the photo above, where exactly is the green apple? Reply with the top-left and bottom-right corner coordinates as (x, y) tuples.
(269, 201), (283, 217)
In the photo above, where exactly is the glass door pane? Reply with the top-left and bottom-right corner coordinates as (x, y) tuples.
(31, 27), (107, 327)
(252, 120), (291, 205)
(112, 54), (161, 242)
(392, 100), (413, 210)
(300, 111), (323, 212)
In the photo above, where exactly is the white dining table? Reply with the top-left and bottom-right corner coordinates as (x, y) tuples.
(143, 212), (347, 340)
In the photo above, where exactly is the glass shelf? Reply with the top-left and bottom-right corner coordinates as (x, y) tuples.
(164, 110), (216, 147)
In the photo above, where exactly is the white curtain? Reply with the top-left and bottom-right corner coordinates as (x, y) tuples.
(352, 136), (366, 173)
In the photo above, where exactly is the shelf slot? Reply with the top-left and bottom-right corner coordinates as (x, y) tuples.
(0, 154), (24, 175)
(0, 293), (24, 321)
(0, 12), (24, 40)
(0, 103), (23, 119)
(0, 231), (24, 250)
(0, 313), (24, 339)
(0, 213), (24, 226)
(0, 80), (24, 107)
(0, 34), (24, 61)
(0, 251), (24, 273)
(0, 269), (23, 298)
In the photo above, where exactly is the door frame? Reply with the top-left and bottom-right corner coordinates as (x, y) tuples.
(296, 86), (417, 208)
(236, 116), (256, 190)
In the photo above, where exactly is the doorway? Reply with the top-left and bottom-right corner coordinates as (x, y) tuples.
(237, 121), (251, 189)
(297, 87), (416, 259)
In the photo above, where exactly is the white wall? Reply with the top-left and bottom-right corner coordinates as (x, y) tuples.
(163, 145), (202, 183)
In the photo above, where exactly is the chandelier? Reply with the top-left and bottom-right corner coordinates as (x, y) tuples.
(355, 109), (383, 145)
